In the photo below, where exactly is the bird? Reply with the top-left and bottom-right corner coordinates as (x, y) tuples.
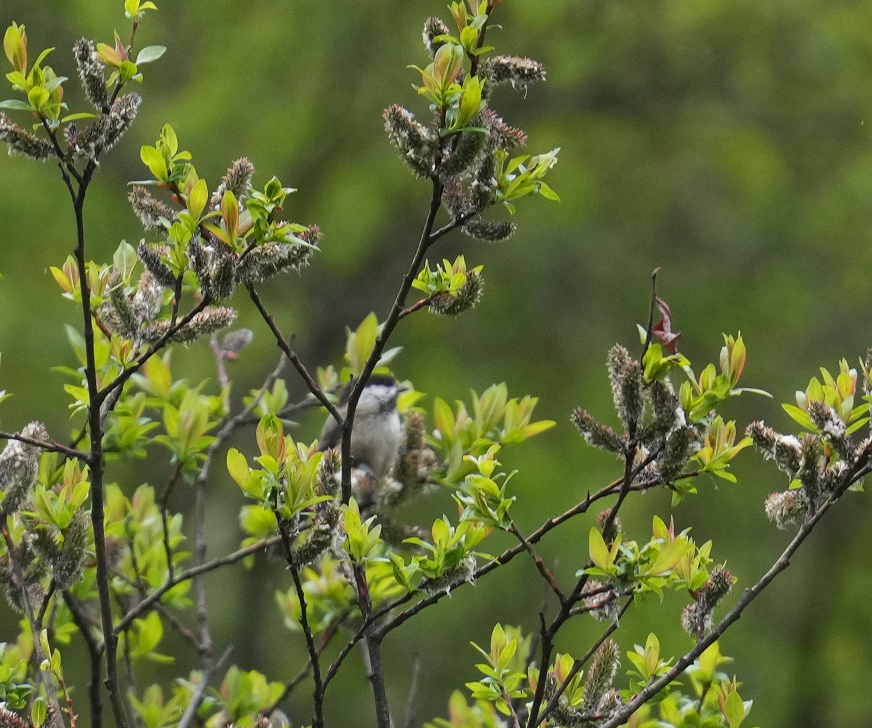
(318, 373), (405, 485)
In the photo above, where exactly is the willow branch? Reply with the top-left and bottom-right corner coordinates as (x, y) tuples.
(597, 449), (872, 728)
(113, 535), (281, 635)
(0, 432), (88, 461)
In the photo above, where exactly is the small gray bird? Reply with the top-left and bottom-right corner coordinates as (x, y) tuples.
(318, 374), (405, 482)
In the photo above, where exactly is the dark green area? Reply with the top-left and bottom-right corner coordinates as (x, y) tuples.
(0, 0), (871, 726)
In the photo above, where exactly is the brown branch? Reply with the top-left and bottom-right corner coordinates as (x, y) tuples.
(267, 613), (348, 716)
(354, 564), (392, 728)
(291, 565), (325, 728)
(246, 283), (341, 420)
(508, 521), (565, 604)
(338, 176), (445, 503)
(0, 432), (88, 461)
(373, 472), (659, 640)
(113, 535), (282, 635)
(62, 591), (103, 728)
(597, 451), (871, 728)
(97, 296), (212, 405)
(158, 464), (183, 583)
(532, 598), (633, 727)
(398, 296), (434, 320)
(528, 442), (637, 727)
(67, 164), (129, 728)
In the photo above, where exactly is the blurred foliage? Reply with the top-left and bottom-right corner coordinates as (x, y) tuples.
(0, 0), (871, 726)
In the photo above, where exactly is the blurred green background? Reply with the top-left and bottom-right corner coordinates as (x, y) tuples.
(1, 0), (872, 726)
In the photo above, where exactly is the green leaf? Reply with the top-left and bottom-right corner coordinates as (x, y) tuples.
(724, 690), (745, 727)
(350, 313), (378, 377)
(140, 145), (167, 181)
(0, 98), (34, 111)
(31, 698), (46, 728)
(135, 45), (166, 65)
(649, 538), (687, 575)
(588, 527), (610, 570)
(434, 397), (456, 437)
(113, 240), (138, 282)
(27, 85), (49, 110)
(781, 403), (816, 431)
(521, 420), (556, 438)
(226, 448), (250, 487)
(537, 181), (560, 201)
(188, 178), (208, 219)
(61, 112), (96, 122)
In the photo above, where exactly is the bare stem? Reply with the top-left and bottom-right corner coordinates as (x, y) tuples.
(508, 521), (565, 604)
(62, 591), (103, 728)
(532, 598), (633, 727)
(291, 566), (325, 728)
(246, 283), (341, 420)
(0, 432), (88, 461)
(353, 564), (392, 728)
(339, 177), (445, 503)
(113, 535), (282, 635)
(176, 646), (233, 728)
(597, 450), (872, 728)
(68, 167), (129, 728)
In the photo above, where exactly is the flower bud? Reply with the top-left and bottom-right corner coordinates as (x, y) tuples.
(764, 489), (806, 530)
(572, 408), (624, 455)
(428, 268), (483, 316)
(0, 422), (47, 516)
(144, 306), (237, 345)
(583, 639), (620, 712)
(440, 128), (487, 177)
(236, 242), (314, 285)
(384, 104), (436, 178)
(129, 186), (175, 230)
(462, 218), (517, 242)
(210, 157), (255, 208)
(422, 17), (450, 58)
(582, 579), (620, 622)
(137, 242), (177, 288)
(74, 38), (108, 111)
(0, 114), (54, 161)
(479, 55), (546, 90)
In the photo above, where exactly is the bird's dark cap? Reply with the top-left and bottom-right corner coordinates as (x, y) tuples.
(336, 373), (405, 404)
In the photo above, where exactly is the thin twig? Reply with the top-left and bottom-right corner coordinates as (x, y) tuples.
(338, 177), (444, 504)
(37, 581), (56, 625)
(113, 535), (282, 635)
(508, 522), (565, 604)
(403, 654), (423, 728)
(291, 565), (325, 728)
(97, 296), (212, 405)
(597, 448), (872, 728)
(533, 598), (633, 727)
(158, 464), (183, 583)
(642, 267), (660, 356)
(62, 591), (103, 728)
(246, 284), (341, 420)
(353, 564), (392, 728)
(176, 646), (233, 728)
(190, 355), (287, 673)
(266, 613), (348, 715)
(0, 432), (88, 461)
(398, 297), (434, 320)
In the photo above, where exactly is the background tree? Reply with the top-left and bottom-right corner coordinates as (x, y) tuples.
(0, 1), (870, 727)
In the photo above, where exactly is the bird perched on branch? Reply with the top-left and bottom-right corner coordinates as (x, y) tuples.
(318, 374), (405, 507)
